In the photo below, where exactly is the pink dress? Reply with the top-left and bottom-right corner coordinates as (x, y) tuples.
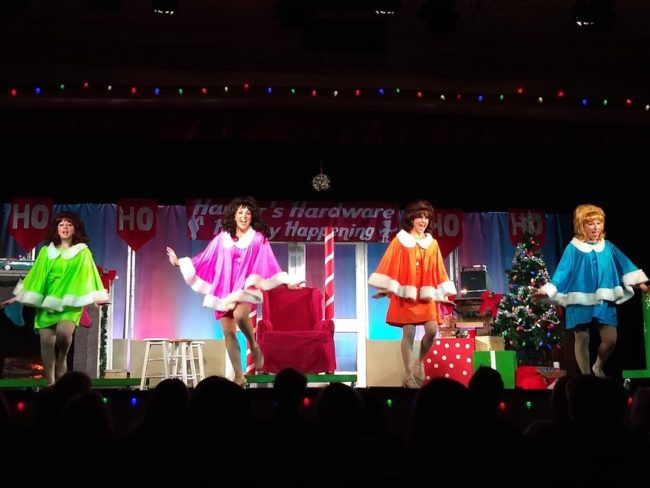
(178, 228), (289, 319)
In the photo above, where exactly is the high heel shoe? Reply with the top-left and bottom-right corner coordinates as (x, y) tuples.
(592, 362), (606, 378)
(403, 376), (419, 388)
(412, 359), (425, 385)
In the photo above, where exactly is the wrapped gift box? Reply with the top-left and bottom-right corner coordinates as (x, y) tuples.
(474, 336), (505, 351)
(438, 328), (458, 338)
(424, 338), (475, 386)
(104, 369), (130, 379)
(473, 350), (517, 389)
(454, 297), (493, 336)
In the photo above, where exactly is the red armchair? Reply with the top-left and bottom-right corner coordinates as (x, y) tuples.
(257, 286), (336, 374)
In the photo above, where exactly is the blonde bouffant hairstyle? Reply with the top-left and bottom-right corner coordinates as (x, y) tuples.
(573, 204), (606, 241)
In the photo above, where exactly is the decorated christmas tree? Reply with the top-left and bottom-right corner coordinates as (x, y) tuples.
(492, 232), (562, 352)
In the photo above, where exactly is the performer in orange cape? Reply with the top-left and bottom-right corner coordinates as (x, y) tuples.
(369, 199), (456, 388)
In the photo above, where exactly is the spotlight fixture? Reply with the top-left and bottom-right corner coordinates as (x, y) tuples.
(277, 0), (401, 51)
(152, 0), (177, 16)
(572, 0), (614, 31)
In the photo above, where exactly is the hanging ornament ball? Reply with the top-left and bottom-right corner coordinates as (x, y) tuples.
(312, 173), (331, 191)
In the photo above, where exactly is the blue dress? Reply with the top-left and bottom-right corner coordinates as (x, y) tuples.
(541, 238), (648, 329)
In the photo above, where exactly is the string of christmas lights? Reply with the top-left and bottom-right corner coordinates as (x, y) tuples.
(4, 82), (650, 112)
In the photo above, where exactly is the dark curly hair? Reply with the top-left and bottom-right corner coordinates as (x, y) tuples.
(400, 199), (434, 233)
(222, 196), (269, 239)
(46, 212), (89, 246)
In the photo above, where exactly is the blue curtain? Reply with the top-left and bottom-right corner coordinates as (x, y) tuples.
(1, 205), (570, 343)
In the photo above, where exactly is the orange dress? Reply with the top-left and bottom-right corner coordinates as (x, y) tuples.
(369, 230), (456, 326)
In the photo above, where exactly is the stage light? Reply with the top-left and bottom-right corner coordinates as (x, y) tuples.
(278, 0), (401, 51)
(152, 0), (177, 16)
(572, 0), (614, 31)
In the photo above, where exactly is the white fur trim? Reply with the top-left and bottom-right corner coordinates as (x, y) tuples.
(440, 280), (457, 296)
(203, 288), (263, 312)
(570, 238), (605, 253)
(244, 272), (290, 291)
(221, 228), (256, 249)
(46, 242), (88, 259)
(396, 230), (434, 249)
(553, 286), (633, 307)
(13, 281), (45, 307)
(368, 272), (417, 300)
(234, 228), (256, 248)
(369, 273), (400, 295)
(420, 281), (457, 301)
(178, 257), (213, 294)
(623, 269), (649, 287)
(401, 285), (418, 300)
(541, 283), (558, 298)
(40, 289), (110, 312)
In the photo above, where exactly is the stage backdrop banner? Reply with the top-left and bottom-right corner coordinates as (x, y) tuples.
(430, 208), (464, 258)
(185, 199), (400, 243)
(508, 208), (547, 246)
(8, 198), (53, 253)
(117, 199), (158, 251)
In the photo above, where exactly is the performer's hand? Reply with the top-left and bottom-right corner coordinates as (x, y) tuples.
(166, 246), (179, 266)
(0, 296), (17, 307)
(438, 299), (457, 309)
(639, 282), (650, 293)
(372, 292), (387, 299)
(287, 281), (306, 290)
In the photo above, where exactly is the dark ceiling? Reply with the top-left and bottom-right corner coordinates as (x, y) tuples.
(4, 0), (650, 94)
(1, 0), (648, 212)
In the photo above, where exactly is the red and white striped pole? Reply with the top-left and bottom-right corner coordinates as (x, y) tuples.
(245, 309), (257, 375)
(325, 226), (335, 320)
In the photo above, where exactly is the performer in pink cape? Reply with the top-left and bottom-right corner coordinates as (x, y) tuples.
(167, 196), (301, 387)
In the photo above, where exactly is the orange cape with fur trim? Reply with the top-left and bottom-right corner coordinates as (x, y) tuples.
(369, 231), (456, 326)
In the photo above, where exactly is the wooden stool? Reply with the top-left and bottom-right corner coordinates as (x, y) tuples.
(139, 338), (170, 390)
(168, 339), (200, 387)
(190, 341), (206, 384)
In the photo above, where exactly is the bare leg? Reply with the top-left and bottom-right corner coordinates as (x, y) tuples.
(413, 321), (437, 385)
(401, 325), (416, 386)
(592, 325), (617, 378)
(233, 303), (263, 370)
(54, 321), (76, 381)
(419, 320), (438, 362)
(39, 327), (57, 385)
(574, 328), (591, 375)
(220, 316), (245, 385)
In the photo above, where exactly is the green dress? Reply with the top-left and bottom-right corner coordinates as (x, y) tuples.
(14, 243), (109, 329)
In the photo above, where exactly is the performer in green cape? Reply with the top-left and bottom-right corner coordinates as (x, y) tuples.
(10, 212), (109, 385)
